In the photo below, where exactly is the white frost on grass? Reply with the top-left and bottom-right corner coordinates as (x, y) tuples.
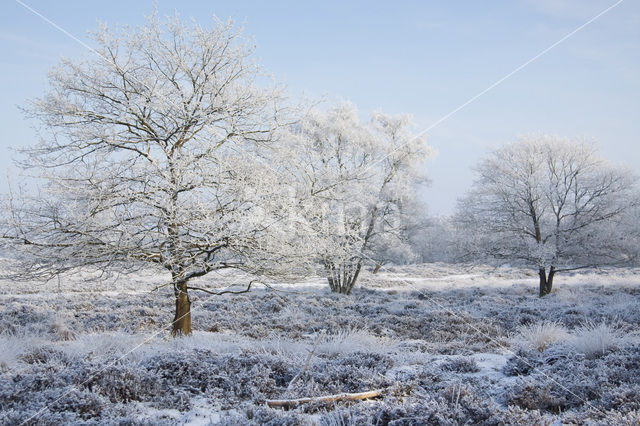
(0, 335), (41, 369)
(512, 322), (570, 352)
(508, 319), (637, 359)
(570, 321), (624, 358)
(471, 352), (511, 377)
(317, 329), (399, 356)
(180, 397), (221, 426)
(1, 263), (640, 424)
(68, 332), (157, 363)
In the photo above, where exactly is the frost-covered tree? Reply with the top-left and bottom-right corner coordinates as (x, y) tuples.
(366, 197), (429, 271)
(457, 135), (638, 296)
(283, 103), (431, 294)
(0, 14), (308, 335)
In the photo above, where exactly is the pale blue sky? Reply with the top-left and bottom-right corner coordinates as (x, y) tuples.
(1, 0), (638, 214)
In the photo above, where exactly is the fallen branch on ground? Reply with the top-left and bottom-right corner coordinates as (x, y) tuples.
(266, 389), (384, 409)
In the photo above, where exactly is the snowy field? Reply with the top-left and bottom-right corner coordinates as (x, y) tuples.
(1, 263), (640, 425)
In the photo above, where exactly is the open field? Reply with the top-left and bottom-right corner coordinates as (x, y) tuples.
(1, 264), (640, 425)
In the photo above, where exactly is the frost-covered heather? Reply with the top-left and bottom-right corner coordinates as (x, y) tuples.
(1, 263), (639, 424)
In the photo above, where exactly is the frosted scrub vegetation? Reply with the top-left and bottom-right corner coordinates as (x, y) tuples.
(1, 10), (640, 426)
(1, 266), (640, 424)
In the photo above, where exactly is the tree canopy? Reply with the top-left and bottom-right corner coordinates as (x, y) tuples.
(457, 135), (638, 296)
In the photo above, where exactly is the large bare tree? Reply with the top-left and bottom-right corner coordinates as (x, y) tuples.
(457, 135), (638, 296)
(1, 14), (305, 335)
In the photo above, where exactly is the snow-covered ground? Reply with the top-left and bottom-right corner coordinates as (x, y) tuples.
(1, 263), (640, 424)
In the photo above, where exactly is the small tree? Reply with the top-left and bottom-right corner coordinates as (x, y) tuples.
(284, 103), (431, 294)
(1, 14), (306, 335)
(457, 135), (638, 296)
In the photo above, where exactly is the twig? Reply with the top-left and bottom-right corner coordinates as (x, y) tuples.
(285, 329), (326, 394)
(188, 280), (292, 304)
(150, 282), (172, 293)
(255, 280), (291, 304)
(266, 389), (384, 409)
(187, 280), (255, 295)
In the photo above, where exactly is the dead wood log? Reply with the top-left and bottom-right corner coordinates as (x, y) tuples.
(266, 389), (384, 409)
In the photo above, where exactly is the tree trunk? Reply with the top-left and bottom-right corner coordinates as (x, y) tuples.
(538, 267), (547, 297)
(372, 262), (383, 274)
(172, 280), (192, 336)
(325, 260), (362, 295)
(546, 266), (555, 295)
(349, 262), (362, 293)
(538, 266), (555, 297)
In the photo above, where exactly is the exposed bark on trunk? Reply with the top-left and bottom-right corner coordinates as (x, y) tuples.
(546, 266), (555, 294)
(172, 280), (192, 336)
(538, 266), (555, 297)
(372, 262), (383, 274)
(538, 267), (547, 297)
